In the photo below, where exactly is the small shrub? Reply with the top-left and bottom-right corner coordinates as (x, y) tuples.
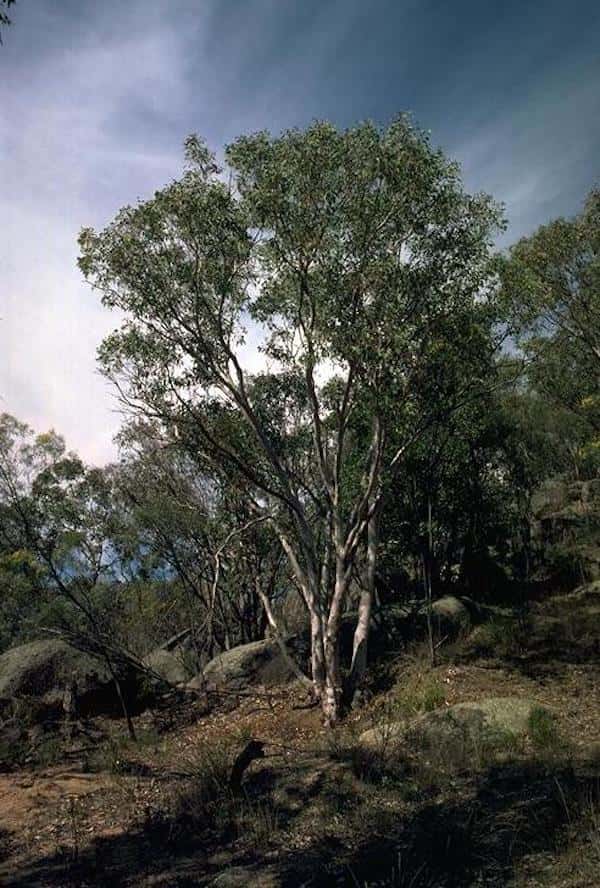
(32, 733), (64, 767)
(545, 543), (585, 590)
(352, 721), (408, 786)
(352, 672), (446, 785)
(177, 743), (232, 802)
(85, 741), (119, 774)
(0, 735), (25, 770)
(528, 706), (562, 754)
(474, 725), (522, 765)
(419, 680), (446, 714)
(352, 745), (396, 785)
(389, 674), (446, 719)
(584, 787), (600, 865)
(468, 613), (526, 658)
(238, 799), (280, 848)
(326, 725), (358, 762)
(549, 776), (600, 883)
(166, 740), (249, 838)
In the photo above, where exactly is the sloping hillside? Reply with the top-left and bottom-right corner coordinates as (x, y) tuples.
(0, 582), (599, 887)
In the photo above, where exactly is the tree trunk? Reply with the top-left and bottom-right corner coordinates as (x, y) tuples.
(102, 652), (136, 742)
(425, 495), (436, 668)
(256, 580), (312, 689)
(348, 503), (378, 706)
(322, 554), (349, 725)
(323, 631), (343, 726)
(310, 607), (327, 702)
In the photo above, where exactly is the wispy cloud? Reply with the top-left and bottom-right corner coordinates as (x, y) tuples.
(2, 0), (599, 464)
(2, 2), (201, 463)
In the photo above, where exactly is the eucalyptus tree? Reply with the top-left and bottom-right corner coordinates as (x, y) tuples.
(500, 189), (600, 481)
(501, 189), (600, 435)
(109, 420), (280, 660)
(502, 189), (600, 367)
(80, 118), (502, 723)
(0, 413), (140, 734)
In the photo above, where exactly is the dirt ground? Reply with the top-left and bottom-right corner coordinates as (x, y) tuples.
(1, 594), (599, 887)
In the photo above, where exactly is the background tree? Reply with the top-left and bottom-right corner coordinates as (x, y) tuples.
(109, 420), (282, 662)
(501, 188), (600, 474)
(0, 413), (145, 735)
(501, 189), (600, 365)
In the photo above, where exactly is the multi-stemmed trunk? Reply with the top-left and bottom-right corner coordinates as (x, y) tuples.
(303, 527), (379, 725)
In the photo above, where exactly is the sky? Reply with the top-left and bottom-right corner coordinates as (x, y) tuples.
(2, 0), (599, 465)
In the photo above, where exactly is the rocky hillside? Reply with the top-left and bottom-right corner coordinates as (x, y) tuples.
(0, 577), (598, 886)
(532, 479), (600, 584)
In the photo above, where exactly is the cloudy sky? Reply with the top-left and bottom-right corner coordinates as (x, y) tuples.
(2, 0), (599, 465)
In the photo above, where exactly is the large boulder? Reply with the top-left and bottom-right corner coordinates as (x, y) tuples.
(143, 646), (189, 686)
(193, 636), (308, 692)
(360, 696), (546, 759)
(423, 595), (471, 636)
(0, 638), (141, 720)
(408, 697), (542, 747)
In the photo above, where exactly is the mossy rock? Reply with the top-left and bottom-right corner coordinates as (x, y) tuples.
(360, 697), (549, 762)
(410, 697), (539, 743)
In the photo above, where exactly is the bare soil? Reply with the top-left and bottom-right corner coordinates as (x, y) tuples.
(1, 593), (599, 887)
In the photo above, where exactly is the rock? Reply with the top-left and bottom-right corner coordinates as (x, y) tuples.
(143, 647), (188, 685)
(358, 721), (405, 753)
(198, 637), (308, 691)
(359, 696), (546, 759)
(268, 589), (309, 636)
(409, 697), (541, 745)
(425, 595), (471, 635)
(185, 673), (207, 693)
(531, 479), (600, 586)
(0, 638), (142, 721)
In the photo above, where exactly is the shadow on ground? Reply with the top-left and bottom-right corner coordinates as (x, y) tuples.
(3, 754), (599, 887)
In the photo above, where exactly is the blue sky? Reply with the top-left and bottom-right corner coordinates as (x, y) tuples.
(2, 0), (599, 463)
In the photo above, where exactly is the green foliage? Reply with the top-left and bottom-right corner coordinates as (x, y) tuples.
(544, 543), (587, 590)
(467, 613), (525, 658)
(1, 121), (597, 729)
(501, 189), (600, 360)
(527, 706), (562, 754)
(500, 188), (600, 480)
(392, 673), (446, 718)
(31, 733), (64, 768)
